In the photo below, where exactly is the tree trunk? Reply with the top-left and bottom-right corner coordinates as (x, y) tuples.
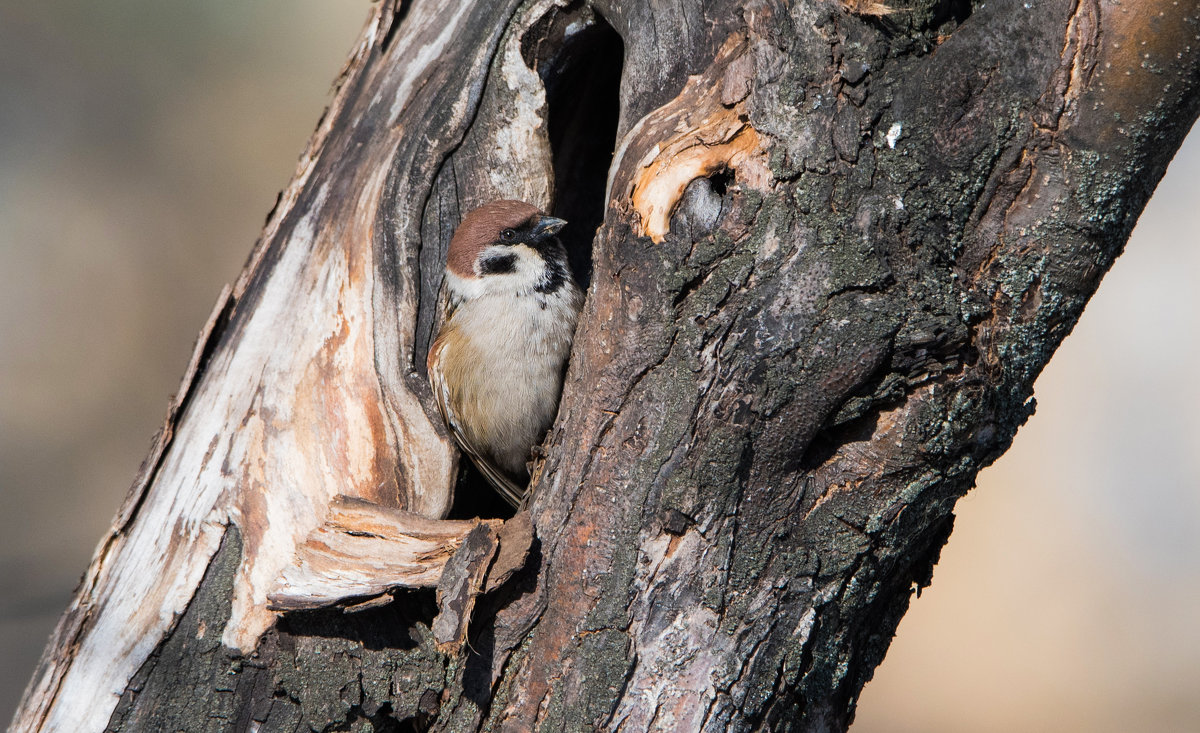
(12, 0), (1199, 731)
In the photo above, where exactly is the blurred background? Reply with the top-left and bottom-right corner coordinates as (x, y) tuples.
(0, 2), (1196, 730)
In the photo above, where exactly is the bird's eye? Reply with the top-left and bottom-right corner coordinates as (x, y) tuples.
(500, 228), (516, 242)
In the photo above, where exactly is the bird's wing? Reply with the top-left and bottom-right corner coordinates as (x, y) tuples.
(427, 336), (527, 508)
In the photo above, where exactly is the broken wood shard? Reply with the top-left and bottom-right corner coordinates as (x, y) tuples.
(266, 499), (535, 619)
(267, 496), (498, 611)
(433, 523), (500, 653)
(432, 512), (534, 652)
(484, 510), (534, 593)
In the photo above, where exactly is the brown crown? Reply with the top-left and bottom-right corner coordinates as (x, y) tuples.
(447, 200), (542, 278)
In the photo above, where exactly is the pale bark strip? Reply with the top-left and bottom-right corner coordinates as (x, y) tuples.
(9, 0), (486, 728)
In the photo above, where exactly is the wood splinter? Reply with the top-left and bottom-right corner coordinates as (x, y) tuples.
(432, 511), (535, 653)
(266, 496), (532, 615)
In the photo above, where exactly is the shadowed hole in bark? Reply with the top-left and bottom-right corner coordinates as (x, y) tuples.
(853, 0), (974, 37)
(797, 356), (908, 472)
(447, 462), (517, 519)
(522, 2), (624, 289)
(799, 410), (882, 471)
(708, 168), (731, 197)
(278, 589), (437, 649)
(931, 0), (973, 29)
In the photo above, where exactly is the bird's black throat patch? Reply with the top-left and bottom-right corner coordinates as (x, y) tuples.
(534, 248), (569, 294)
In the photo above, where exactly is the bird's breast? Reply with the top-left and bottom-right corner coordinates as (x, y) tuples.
(433, 286), (582, 473)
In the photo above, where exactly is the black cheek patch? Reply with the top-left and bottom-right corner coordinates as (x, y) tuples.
(479, 253), (518, 275)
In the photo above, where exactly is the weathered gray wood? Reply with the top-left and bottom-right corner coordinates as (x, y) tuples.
(12, 0), (1200, 731)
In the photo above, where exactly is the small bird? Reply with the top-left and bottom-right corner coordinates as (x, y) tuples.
(427, 200), (584, 507)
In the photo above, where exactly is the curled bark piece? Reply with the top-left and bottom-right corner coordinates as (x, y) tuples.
(431, 512), (534, 652)
(621, 34), (771, 243)
(486, 511), (534, 593)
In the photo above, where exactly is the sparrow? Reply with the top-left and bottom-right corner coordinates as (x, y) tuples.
(427, 200), (584, 507)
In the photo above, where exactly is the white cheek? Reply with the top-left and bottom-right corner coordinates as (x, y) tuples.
(445, 269), (486, 299)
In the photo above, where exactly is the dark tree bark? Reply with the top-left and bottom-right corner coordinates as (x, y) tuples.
(12, 0), (1200, 731)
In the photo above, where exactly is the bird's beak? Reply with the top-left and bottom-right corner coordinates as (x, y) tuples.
(533, 215), (568, 237)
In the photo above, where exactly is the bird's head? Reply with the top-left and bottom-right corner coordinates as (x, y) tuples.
(445, 200), (569, 298)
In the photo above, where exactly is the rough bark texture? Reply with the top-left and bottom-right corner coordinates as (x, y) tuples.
(12, 0), (1200, 731)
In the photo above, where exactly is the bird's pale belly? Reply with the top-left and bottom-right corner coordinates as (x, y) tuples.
(447, 296), (576, 475)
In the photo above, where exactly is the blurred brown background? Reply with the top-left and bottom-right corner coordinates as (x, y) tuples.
(1, 2), (1196, 730)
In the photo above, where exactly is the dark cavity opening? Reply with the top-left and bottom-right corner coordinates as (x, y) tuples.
(708, 168), (732, 197)
(446, 7), (623, 521)
(446, 462), (520, 520)
(859, 0), (973, 38)
(522, 3), (624, 290)
(932, 0), (974, 29)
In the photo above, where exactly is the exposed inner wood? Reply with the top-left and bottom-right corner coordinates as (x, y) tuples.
(621, 35), (771, 243)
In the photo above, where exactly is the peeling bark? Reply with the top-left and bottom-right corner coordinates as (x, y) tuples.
(12, 0), (1200, 731)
